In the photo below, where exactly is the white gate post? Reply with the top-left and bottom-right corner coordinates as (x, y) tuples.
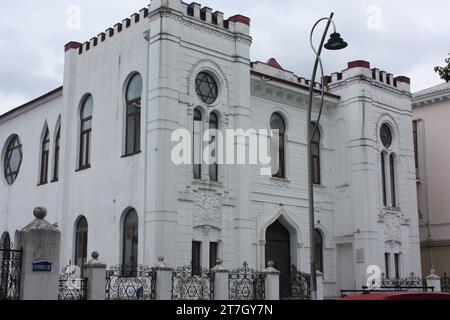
(316, 271), (324, 300)
(212, 260), (229, 300)
(263, 261), (280, 300)
(17, 208), (61, 300)
(154, 257), (173, 300)
(84, 251), (107, 300)
(426, 269), (441, 292)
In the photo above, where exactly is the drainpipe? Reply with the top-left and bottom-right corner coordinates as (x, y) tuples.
(143, 28), (151, 264)
(421, 119), (434, 271)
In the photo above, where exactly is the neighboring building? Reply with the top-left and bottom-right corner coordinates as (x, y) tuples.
(413, 82), (450, 277)
(0, 0), (421, 298)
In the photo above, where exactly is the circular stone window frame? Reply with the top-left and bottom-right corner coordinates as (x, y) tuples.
(380, 123), (393, 149)
(2, 134), (23, 186)
(194, 70), (222, 108)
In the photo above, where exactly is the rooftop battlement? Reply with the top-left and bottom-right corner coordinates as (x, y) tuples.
(64, 1), (250, 56)
(324, 60), (411, 92)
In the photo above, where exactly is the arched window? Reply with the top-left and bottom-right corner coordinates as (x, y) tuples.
(311, 122), (321, 185)
(193, 109), (202, 179)
(314, 229), (324, 273)
(39, 126), (50, 185)
(122, 209), (138, 273)
(125, 74), (142, 156)
(79, 95), (93, 170)
(74, 217), (88, 272)
(381, 152), (387, 206)
(209, 112), (219, 181)
(3, 135), (23, 185)
(270, 113), (286, 179)
(52, 124), (61, 182)
(390, 154), (396, 207)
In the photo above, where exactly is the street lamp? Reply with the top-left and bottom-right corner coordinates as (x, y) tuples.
(307, 12), (347, 300)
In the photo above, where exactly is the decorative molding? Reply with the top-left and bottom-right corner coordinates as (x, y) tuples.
(193, 190), (222, 222)
(383, 213), (401, 243)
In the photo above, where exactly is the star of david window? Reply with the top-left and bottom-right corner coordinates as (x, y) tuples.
(380, 124), (392, 148)
(195, 72), (218, 105)
(3, 135), (23, 185)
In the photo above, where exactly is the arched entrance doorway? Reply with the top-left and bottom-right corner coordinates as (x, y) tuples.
(265, 220), (291, 297)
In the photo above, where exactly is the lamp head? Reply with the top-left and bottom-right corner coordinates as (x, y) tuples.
(324, 32), (348, 50)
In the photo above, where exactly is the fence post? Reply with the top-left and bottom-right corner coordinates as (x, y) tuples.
(211, 259), (229, 300)
(426, 269), (441, 292)
(84, 251), (107, 300)
(154, 257), (173, 300)
(316, 271), (324, 300)
(17, 208), (61, 300)
(263, 261), (280, 300)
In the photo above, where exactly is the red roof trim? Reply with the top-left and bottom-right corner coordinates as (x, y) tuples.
(229, 14), (251, 26)
(250, 70), (340, 99)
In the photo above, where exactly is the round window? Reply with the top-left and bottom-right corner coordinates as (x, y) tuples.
(380, 124), (392, 148)
(3, 134), (23, 185)
(195, 72), (218, 105)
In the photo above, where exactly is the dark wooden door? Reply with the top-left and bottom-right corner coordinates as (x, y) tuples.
(265, 220), (291, 298)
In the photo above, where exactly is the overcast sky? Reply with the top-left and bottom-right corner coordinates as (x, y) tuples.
(0, 0), (449, 114)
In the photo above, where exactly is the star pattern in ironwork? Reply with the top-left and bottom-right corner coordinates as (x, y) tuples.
(3, 135), (22, 185)
(195, 72), (218, 105)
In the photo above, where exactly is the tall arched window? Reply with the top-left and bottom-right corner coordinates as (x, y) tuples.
(52, 124), (61, 182)
(125, 74), (142, 156)
(311, 122), (321, 185)
(270, 113), (286, 179)
(193, 109), (202, 179)
(39, 126), (50, 185)
(74, 217), (88, 272)
(314, 229), (324, 273)
(122, 209), (138, 273)
(390, 154), (396, 207)
(381, 152), (387, 206)
(209, 112), (219, 181)
(79, 95), (93, 170)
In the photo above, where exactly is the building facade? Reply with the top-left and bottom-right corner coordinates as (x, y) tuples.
(413, 82), (450, 277)
(0, 0), (421, 297)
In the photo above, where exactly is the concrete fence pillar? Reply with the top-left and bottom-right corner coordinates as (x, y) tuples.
(154, 257), (173, 300)
(263, 261), (280, 300)
(84, 251), (107, 300)
(426, 269), (441, 292)
(17, 208), (61, 300)
(316, 271), (324, 300)
(211, 259), (229, 300)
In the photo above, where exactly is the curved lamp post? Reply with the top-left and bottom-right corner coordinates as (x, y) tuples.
(307, 12), (347, 300)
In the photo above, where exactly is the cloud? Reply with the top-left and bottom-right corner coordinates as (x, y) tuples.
(0, 0), (449, 114)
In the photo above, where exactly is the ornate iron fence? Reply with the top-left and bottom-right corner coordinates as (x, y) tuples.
(58, 266), (87, 300)
(442, 273), (450, 293)
(228, 262), (265, 300)
(379, 273), (429, 292)
(0, 245), (22, 300)
(172, 265), (214, 300)
(281, 265), (311, 300)
(105, 265), (156, 300)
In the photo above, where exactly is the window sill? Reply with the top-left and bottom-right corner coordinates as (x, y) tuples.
(191, 179), (224, 188)
(122, 151), (142, 158)
(51, 179), (59, 183)
(76, 165), (91, 172)
(37, 182), (48, 187)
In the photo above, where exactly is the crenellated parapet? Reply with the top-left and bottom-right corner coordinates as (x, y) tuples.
(324, 60), (411, 92)
(64, 6), (150, 55)
(64, 1), (251, 55)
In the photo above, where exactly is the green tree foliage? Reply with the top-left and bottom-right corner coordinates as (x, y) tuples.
(435, 53), (450, 82)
